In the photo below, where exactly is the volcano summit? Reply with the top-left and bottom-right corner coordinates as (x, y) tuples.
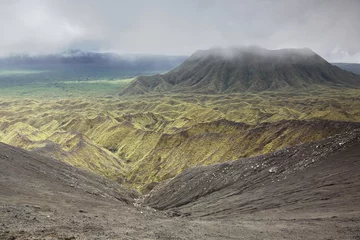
(120, 46), (360, 95)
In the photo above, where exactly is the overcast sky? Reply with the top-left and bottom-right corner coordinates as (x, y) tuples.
(0, 0), (359, 62)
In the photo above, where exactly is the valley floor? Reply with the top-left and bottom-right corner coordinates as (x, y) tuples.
(2, 203), (359, 240)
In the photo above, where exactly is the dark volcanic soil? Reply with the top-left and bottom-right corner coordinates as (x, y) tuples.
(1, 129), (360, 239)
(146, 129), (360, 238)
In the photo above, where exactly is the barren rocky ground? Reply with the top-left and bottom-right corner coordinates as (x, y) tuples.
(1, 129), (360, 239)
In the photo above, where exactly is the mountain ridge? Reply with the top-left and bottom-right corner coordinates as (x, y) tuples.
(0, 50), (187, 66)
(120, 46), (360, 95)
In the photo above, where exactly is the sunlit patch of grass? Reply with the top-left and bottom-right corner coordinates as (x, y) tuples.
(0, 70), (48, 76)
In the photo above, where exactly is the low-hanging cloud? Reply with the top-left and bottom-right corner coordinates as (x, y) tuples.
(0, 0), (359, 62)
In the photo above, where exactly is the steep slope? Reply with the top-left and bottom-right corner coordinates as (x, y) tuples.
(0, 142), (135, 205)
(145, 129), (360, 222)
(0, 143), (205, 240)
(3, 142), (360, 239)
(120, 46), (360, 95)
(1, 122), (127, 181)
(128, 120), (360, 190)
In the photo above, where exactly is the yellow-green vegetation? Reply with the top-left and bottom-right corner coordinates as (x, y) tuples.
(1, 86), (360, 191)
(1, 121), (126, 180)
(0, 70), (48, 76)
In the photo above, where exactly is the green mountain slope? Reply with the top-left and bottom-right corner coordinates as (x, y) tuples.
(120, 47), (360, 95)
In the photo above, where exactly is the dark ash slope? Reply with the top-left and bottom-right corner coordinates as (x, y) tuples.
(120, 46), (360, 95)
(0, 142), (136, 204)
(146, 129), (360, 222)
(1, 134), (360, 239)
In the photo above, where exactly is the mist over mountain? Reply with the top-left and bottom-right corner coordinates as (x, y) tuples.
(0, 50), (187, 86)
(0, 50), (187, 70)
(1, 0), (360, 239)
(120, 46), (360, 95)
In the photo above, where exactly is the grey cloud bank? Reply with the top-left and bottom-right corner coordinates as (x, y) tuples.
(0, 0), (359, 62)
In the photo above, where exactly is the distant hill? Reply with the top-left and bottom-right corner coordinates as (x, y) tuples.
(333, 63), (360, 75)
(0, 50), (187, 70)
(120, 46), (360, 95)
(0, 50), (187, 86)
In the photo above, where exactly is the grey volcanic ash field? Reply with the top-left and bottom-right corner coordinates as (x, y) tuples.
(1, 129), (360, 239)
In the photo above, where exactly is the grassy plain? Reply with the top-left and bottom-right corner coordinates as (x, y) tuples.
(0, 78), (133, 98)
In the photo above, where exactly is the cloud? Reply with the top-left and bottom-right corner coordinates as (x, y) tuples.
(0, 0), (359, 62)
